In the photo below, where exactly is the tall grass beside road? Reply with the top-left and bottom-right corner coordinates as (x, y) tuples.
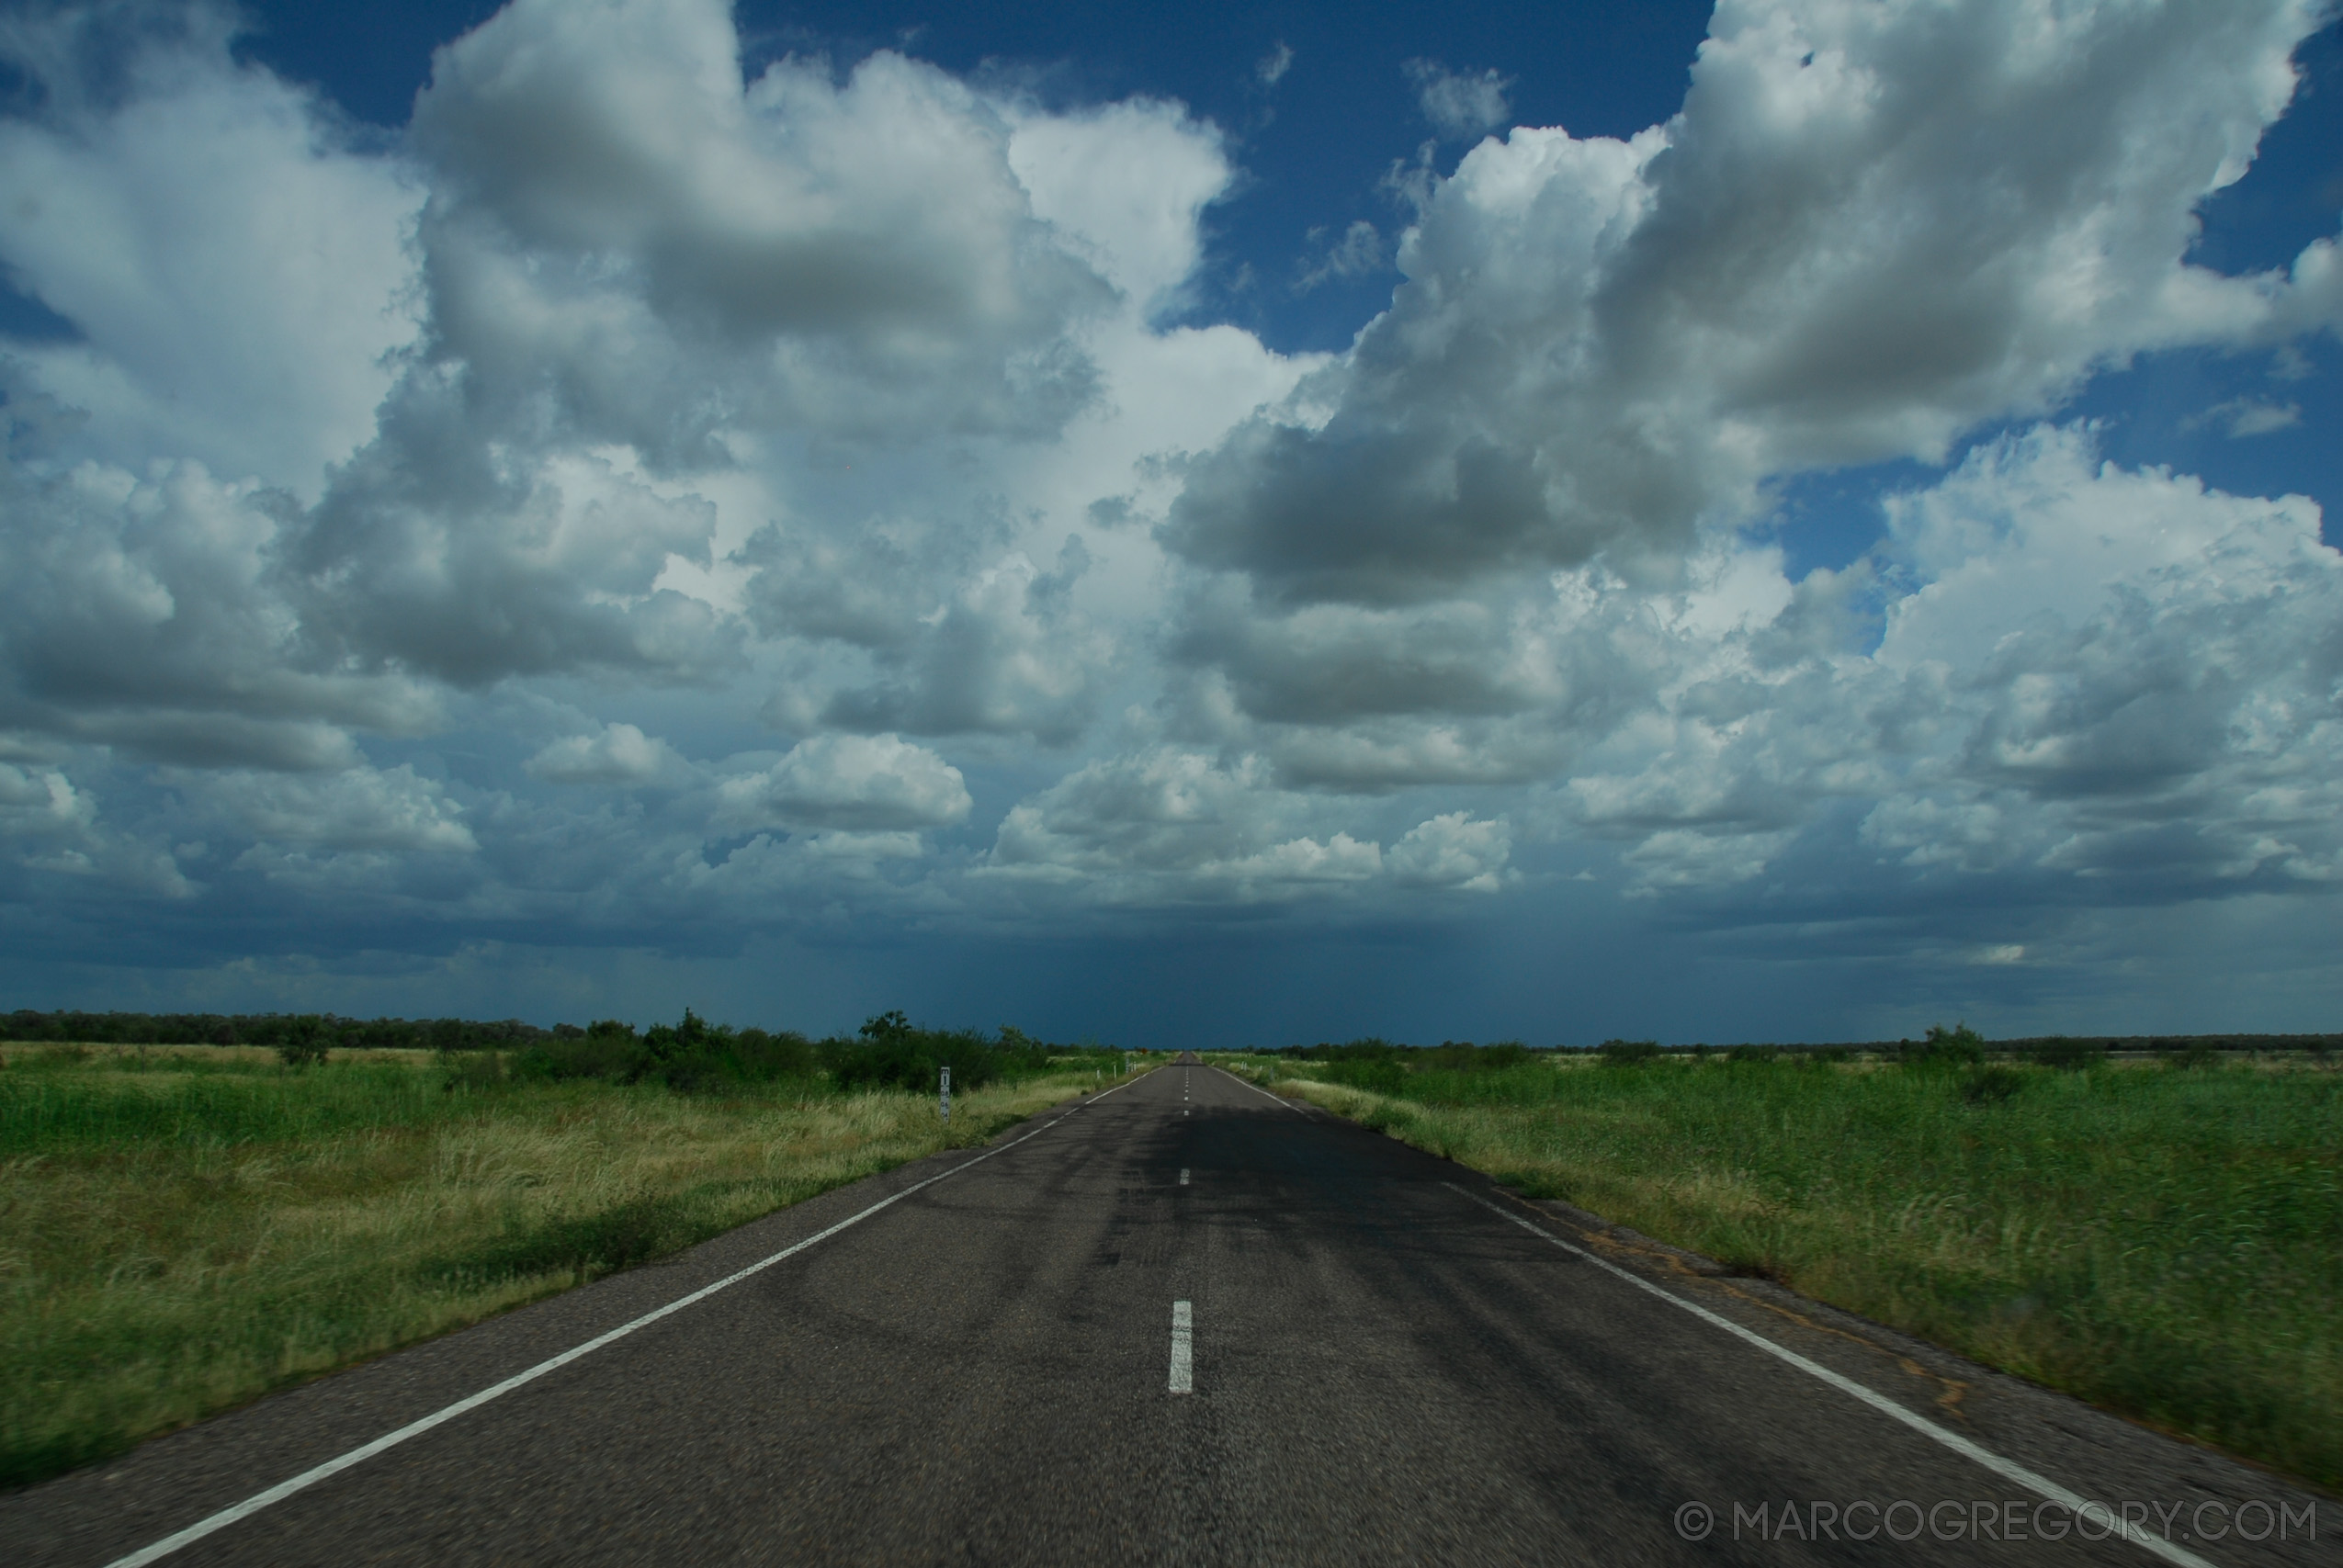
(1214, 1048), (2343, 1491)
(0, 1043), (1140, 1488)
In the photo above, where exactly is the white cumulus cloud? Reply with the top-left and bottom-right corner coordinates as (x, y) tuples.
(1387, 812), (1511, 891)
(201, 764), (478, 853)
(525, 723), (685, 785)
(717, 733), (971, 833)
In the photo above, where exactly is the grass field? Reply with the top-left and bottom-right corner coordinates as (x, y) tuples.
(0, 1044), (1139, 1488)
(1211, 1049), (2343, 1493)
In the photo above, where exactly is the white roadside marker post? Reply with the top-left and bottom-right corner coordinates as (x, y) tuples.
(939, 1064), (950, 1125)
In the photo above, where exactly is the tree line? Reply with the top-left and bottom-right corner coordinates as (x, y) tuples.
(502, 1010), (1114, 1093)
(2, 1010), (549, 1053)
(2, 1007), (1120, 1094)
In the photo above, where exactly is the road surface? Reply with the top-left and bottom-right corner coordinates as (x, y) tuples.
(3, 1059), (2330, 1565)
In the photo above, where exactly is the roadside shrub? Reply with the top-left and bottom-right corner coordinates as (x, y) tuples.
(1599, 1040), (1662, 1066)
(1907, 1023), (1986, 1070)
(819, 1012), (1065, 1095)
(509, 1014), (822, 1091)
(512, 1020), (646, 1083)
(275, 1017), (329, 1069)
(1726, 1044), (1779, 1066)
(643, 1010), (825, 1092)
(725, 1028), (821, 1079)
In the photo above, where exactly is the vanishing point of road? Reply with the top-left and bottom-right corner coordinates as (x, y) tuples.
(4, 1058), (2330, 1566)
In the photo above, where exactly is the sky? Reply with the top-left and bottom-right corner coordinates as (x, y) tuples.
(1, 0), (2340, 1047)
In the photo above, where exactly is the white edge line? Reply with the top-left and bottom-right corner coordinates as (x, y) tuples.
(1441, 1183), (2219, 1568)
(1074, 1068), (1149, 1110)
(1211, 1064), (1309, 1115)
(106, 1080), (1141, 1568)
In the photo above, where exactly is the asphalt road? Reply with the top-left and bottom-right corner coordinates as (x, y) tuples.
(4, 1060), (2332, 1567)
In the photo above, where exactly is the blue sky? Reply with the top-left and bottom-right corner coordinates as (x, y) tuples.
(2, 0), (2340, 1045)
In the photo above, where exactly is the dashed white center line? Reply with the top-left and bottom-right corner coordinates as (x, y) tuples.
(1169, 1300), (1194, 1393)
(1179, 1168), (1190, 1185)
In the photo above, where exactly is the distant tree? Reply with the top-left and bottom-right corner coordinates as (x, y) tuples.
(1910, 1023), (1986, 1068)
(276, 1015), (329, 1068)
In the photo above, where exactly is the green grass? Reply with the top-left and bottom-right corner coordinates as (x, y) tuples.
(0, 1045), (1138, 1488)
(2, 1049), (460, 1152)
(1214, 1051), (2343, 1492)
